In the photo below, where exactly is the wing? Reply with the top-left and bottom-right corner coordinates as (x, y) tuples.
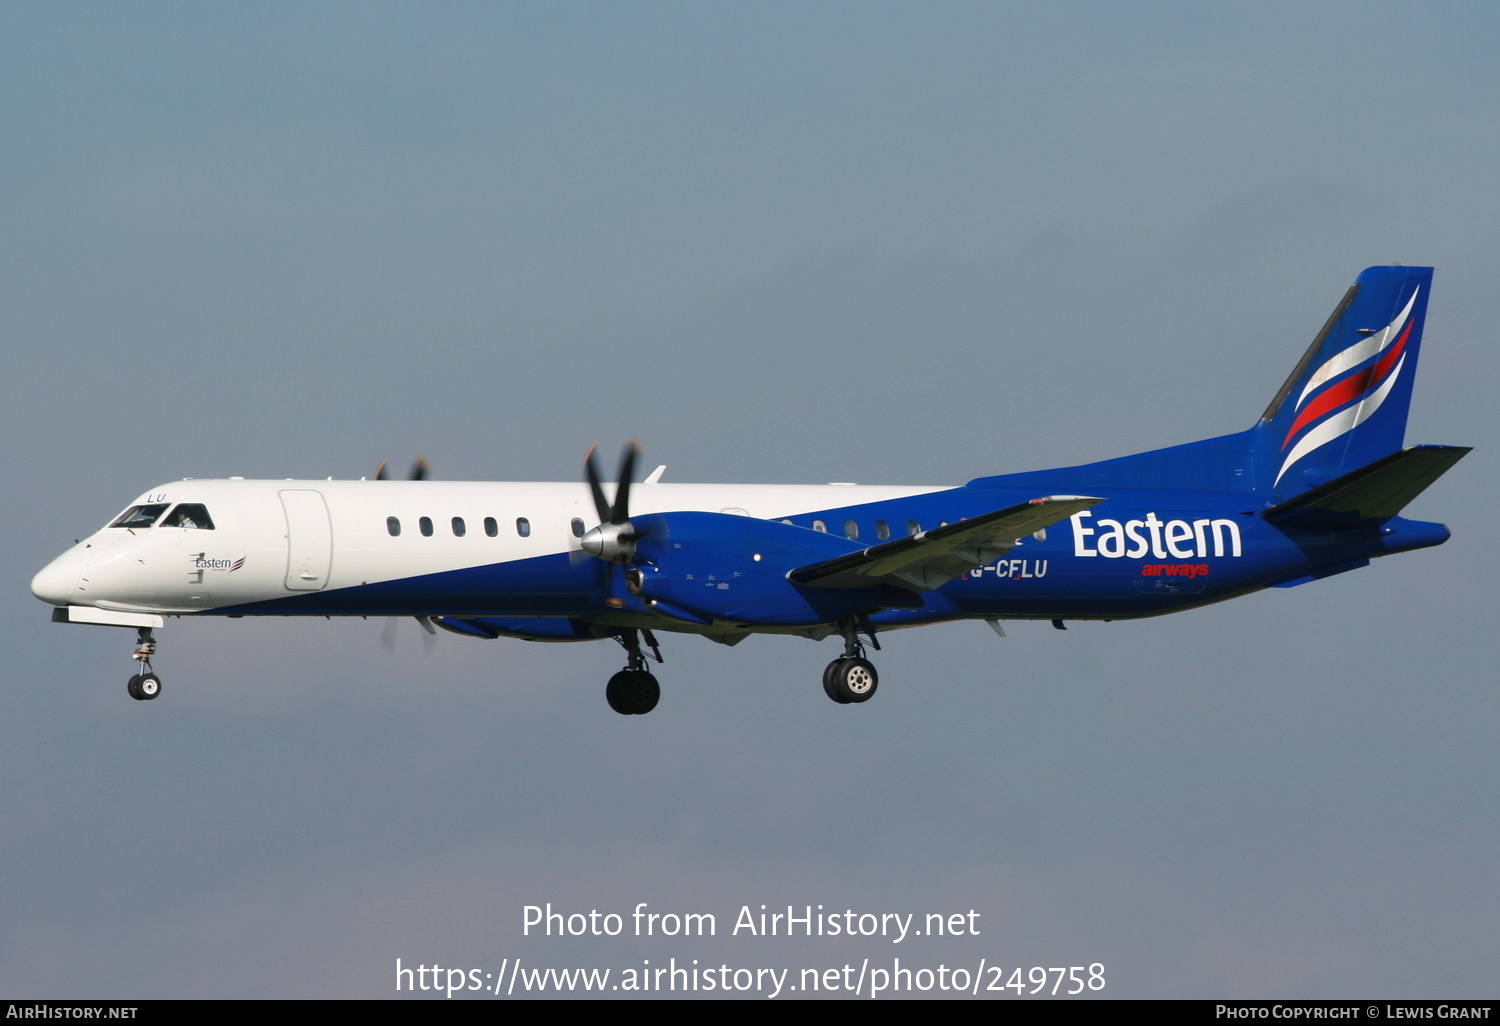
(787, 495), (1103, 593)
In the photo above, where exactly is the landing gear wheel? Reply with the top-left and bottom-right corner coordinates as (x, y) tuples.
(823, 659), (851, 704)
(828, 657), (877, 704)
(606, 670), (660, 715)
(128, 673), (161, 701)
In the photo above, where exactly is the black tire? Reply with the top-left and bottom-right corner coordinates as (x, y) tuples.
(127, 674), (142, 700)
(136, 673), (162, 700)
(832, 658), (878, 704)
(823, 659), (851, 704)
(606, 670), (660, 715)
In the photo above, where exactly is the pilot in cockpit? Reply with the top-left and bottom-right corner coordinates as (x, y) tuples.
(162, 504), (214, 530)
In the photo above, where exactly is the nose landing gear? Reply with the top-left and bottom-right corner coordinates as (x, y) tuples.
(127, 626), (161, 701)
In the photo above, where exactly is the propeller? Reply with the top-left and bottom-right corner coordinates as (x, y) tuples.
(379, 615), (439, 657)
(370, 455), (434, 652)
(374, 455), (431, 481)
(581, 440), (642, 563)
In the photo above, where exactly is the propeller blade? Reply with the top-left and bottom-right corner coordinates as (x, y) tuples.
(416, 615), (439, 655)
(374, 456), (430, 481)
(612, 439), (640, 524)
(379, 616), (439, 657)
(584, 444), (612, 524)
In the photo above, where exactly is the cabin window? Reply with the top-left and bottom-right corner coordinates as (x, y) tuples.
(484, 517), (498, 537)
(387, 517), (401, 537)
(570, 517), (585, 538)
(419, 516), (433, 537)
(875, 520), (889, 541)
(843, 520), (858, 540)
(516, 517), (531, 538)
(110, 504), (169, 529)
(162, 503), (215, 530)
(906, 520), (920, 537)
(451, 516), (466, 537)
(812, 520), (827, 533)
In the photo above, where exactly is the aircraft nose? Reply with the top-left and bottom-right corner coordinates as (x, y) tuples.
(31, 550), (82, 607)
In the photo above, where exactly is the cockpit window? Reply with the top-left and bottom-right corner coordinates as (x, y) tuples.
(110, 504), (169, 529)
(161, 504), (215, 530)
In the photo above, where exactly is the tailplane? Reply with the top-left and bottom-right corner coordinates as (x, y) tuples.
(1259, 444), (1469, 531)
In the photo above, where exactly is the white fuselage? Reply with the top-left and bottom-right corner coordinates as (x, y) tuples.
(32, 478), (942, 616)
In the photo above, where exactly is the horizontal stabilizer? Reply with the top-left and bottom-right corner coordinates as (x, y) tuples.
(1260, 445), (1471, 531)
(789, 495), (1102, 593)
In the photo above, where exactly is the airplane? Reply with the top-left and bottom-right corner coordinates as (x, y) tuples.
(32, 265), (1469, 715)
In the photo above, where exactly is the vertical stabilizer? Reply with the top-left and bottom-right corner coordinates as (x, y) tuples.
(1255, 266), (1432, 497)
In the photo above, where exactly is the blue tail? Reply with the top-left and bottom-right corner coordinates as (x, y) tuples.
(973, 267), (1435, 501)
(1252, 265), (1432, 496)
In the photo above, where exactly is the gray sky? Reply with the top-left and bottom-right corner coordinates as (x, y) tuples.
(3, 1), (1496, 998)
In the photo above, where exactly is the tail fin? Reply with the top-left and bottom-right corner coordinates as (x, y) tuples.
(1256, 266), (1432, 495)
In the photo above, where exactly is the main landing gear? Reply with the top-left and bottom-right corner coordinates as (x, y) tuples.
(606, 628), (662, 715)
(823, 619), (879, 705)
(127, 626), (162, 701)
